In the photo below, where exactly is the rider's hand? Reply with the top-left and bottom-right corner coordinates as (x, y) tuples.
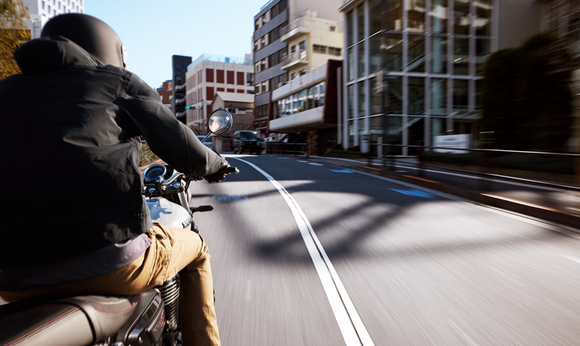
(204, 161), (230, 183)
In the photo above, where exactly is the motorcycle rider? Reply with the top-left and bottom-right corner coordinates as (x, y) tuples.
(0, 14), (225, 346)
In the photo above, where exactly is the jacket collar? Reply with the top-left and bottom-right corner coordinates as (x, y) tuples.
(14, 35), (101, 75)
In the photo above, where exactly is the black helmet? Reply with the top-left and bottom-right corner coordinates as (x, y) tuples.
(41, 13), (128, 68)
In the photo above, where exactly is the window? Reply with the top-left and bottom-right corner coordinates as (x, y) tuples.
(42, 1), (45, 9)
(328, 47), (341, 56)
(407, 0), (426, 32)
(216, 69), (224, 83)
(313, 45), (327, 54)
(357, 4), (365, 41)
(291, 45), (296, 53)
(206, 69), (214, 83)
(387, 0), (403, 31)
(407, 35), (425, 72)
(370, 0), (384, 35)
(347, 11), (354, 46)
(299, 40), (306, 51)
(430, 0), (447, 33)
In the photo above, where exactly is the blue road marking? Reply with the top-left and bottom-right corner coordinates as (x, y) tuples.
(390, 188), (436, 199)
(278, 157), (290, 159)
(330, 169), (354, 173)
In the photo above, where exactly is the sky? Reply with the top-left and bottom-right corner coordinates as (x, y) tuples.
(85, 0), (269, 89)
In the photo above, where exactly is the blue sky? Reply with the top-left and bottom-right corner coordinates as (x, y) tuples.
(85, 0), (268, 89)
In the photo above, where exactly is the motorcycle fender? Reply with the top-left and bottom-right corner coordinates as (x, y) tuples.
(146, 198), (192, 229)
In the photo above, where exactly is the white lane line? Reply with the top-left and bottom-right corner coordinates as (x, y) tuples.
(309, 163), (324, 166)
(560, 254), (580, 264)
(231, 157), (374, 346)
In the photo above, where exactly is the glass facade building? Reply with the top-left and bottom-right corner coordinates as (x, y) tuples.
(341, 0), (493, 155)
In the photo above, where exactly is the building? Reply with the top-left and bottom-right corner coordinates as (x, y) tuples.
(541, 0), (580, 157)
(185, 54), (254, 135)
(279, 10), (343, 80)
(156, 80), (172, 108)
(338, 0), (543, 155)
(210, 92), (255, 152)
(253, 0), (343, 138)
(266, 9), (345, 153)
(22, 0), (85, 38)
(270, 60), (342, 155)
(171, 55), (192, 124)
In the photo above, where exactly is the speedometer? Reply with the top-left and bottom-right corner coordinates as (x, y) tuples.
(143, 163), (167, 182)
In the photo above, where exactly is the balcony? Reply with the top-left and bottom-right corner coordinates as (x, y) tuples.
(175, 83), (186, 91)
(280, 50), (308, 70)
(269, 107), (330, 133)
(280, 11), (340, 43)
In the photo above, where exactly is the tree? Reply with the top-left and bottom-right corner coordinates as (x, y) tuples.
(0, 0), (31, 79)
(481, 32), (574, 152)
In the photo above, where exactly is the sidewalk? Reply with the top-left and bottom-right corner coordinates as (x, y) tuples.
(296, 155), (580, 230)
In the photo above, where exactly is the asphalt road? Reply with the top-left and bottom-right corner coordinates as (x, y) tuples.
(193, 154), (580, 345)
(3, 154), (580, 346)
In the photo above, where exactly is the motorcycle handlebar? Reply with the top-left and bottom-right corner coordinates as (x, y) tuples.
(226, 166), (239, 174)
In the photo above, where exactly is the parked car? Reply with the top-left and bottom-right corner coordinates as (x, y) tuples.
(196, 135), (213, 150)
(233, 130), (262, 154)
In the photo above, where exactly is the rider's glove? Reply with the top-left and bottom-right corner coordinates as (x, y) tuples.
(204, 161), (231, 183)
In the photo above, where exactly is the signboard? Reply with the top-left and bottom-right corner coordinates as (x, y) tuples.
(433, 134), (470, 154)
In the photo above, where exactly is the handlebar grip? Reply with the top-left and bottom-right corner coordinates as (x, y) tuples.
(226, 166), (239, 174)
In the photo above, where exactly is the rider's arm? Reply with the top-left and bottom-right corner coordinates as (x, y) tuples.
(115, 72), (224, 177)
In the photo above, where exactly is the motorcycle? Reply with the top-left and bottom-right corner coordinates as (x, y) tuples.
(0, 110), (237, 346)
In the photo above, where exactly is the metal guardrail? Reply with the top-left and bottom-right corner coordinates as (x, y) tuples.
(367, 143), (580, 191)
(265, 142), (308, 157)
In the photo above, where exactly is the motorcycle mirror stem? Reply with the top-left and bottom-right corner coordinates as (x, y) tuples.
(201, 110), (233, 143)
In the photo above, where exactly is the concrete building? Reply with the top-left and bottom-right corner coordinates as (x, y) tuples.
(156, 80), (172, 108)
(270, 60), (342, 154)
(280, 10), (343, 80)
(22, 0), (85, 38)
(338, 0), (543, 155)
(253, 0), (343, 138)
(185, 54), (254, 135)
(171, 55), (192, 124)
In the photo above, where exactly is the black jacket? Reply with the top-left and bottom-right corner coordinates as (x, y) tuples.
(0, 36), (224, 268)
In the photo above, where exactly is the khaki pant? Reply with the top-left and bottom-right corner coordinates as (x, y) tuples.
(0, 224), (220, 346)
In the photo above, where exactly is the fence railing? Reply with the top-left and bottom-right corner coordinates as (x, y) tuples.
(265, 142), (307, 157)
(367, 143), (580, 191)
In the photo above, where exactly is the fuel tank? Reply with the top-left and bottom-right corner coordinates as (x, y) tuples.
(146, 198), (191, 229)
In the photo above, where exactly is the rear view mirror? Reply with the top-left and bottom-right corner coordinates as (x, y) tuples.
(208, 110), (233, 136)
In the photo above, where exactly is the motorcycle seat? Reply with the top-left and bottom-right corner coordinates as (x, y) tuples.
(0, 294), (140, 346)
